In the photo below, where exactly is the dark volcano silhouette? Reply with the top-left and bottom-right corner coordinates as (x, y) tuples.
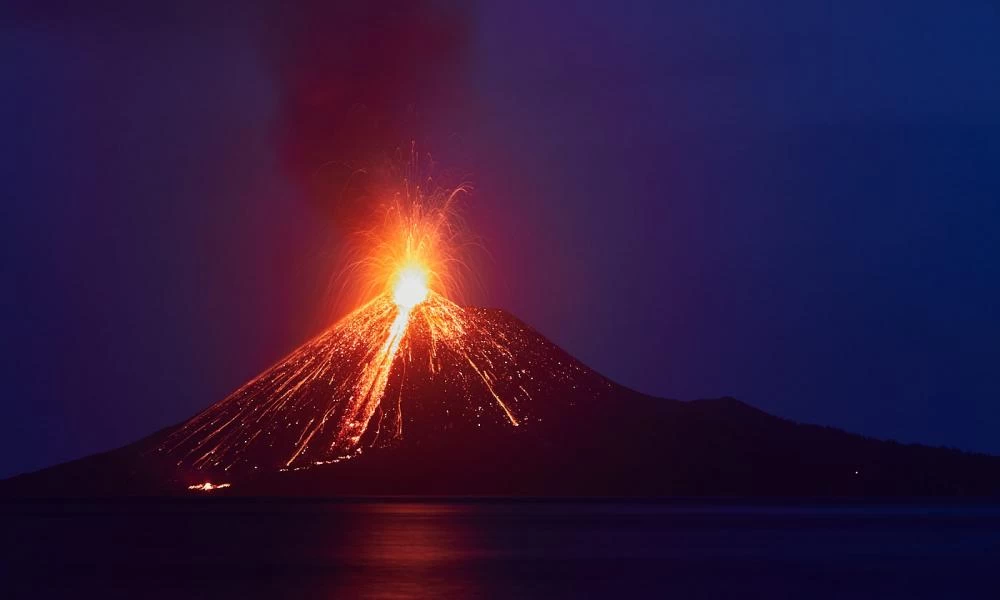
(4, 306), (1000, 497)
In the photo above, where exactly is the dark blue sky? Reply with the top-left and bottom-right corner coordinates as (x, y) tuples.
(3, 1), (999, 477)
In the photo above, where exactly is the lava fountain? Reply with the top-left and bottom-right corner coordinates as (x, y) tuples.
(159, 155), (531, 473)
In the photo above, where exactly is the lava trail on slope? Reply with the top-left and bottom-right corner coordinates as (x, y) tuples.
(157, 292), (617, 477)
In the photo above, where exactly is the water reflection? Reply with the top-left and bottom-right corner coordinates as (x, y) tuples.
(332, 503), (486, 598)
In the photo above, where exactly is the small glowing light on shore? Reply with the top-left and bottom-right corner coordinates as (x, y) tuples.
(188, 482), (231, 492)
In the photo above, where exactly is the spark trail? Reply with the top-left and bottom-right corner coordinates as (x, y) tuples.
(158, 153), (607, 475)
(160, 289), (545, 472)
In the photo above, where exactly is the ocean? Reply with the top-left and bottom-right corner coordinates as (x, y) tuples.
(3, 499), (999, 598)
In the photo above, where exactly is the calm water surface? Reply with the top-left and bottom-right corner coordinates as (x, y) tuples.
(3, 500), (999, 598)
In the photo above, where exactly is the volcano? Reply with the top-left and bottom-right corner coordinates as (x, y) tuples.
(4, 300), (1000, 497)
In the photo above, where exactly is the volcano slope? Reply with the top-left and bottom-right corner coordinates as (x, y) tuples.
(4, 299), (1000, 497)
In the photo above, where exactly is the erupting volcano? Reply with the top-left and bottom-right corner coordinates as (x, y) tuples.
(5, 154), (1000, 498)
(158, 161), (545, 476)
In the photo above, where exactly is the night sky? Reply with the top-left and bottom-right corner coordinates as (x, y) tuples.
(3, 1), (999, 478)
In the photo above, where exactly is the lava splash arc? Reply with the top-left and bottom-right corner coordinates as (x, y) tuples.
(159, 158), (612, 476)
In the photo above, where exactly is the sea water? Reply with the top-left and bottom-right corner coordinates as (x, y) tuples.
(3, 500), (999, 598)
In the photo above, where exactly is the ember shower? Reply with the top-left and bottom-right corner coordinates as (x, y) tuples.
(160, 154), (533, 472)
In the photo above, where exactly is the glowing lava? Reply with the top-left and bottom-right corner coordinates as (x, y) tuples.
(159, 156), (544, 474)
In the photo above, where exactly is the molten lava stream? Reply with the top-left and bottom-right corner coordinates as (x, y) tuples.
(329, 263), (430, 448)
